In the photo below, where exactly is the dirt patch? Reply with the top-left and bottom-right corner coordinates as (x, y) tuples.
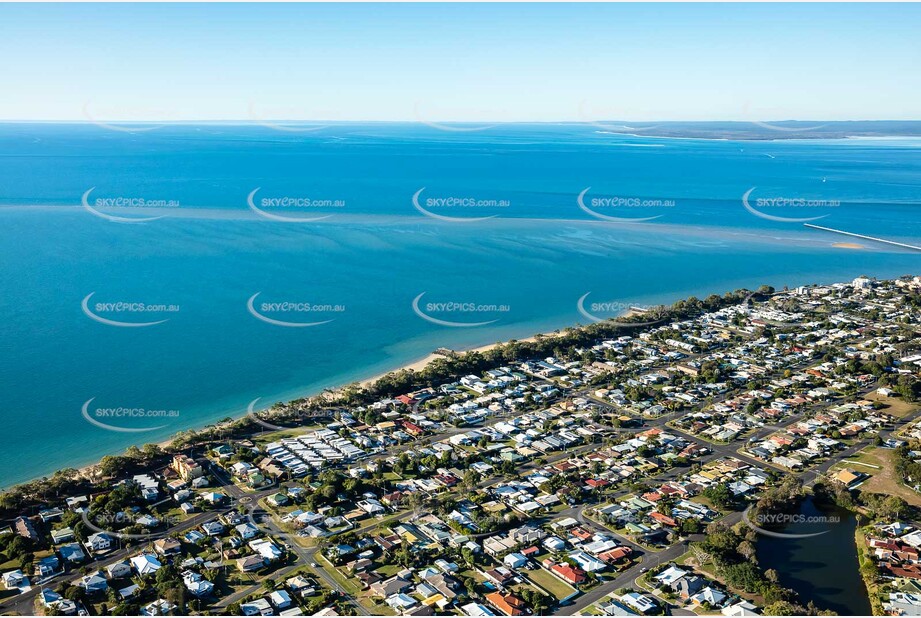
(860, 448), (921, 506)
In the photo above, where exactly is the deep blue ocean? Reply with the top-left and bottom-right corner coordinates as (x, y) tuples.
(1, 122), (919, 487)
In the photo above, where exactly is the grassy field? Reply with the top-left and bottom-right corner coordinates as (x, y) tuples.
(526, 567), (577, 600)
(850, 447), (921, 506)
(830, 446), (885, 475)
(0, 557), (18, 571)
(866, 393), (919, 418)
(511, 581), (548, 600)
(690, 495), (719, 510)
(375, 563), (402, 578)
(250, 423), (327, 446)
(315, 553), (362, 595)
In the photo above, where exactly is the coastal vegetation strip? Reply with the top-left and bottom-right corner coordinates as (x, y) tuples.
(2, 276), (920, 616)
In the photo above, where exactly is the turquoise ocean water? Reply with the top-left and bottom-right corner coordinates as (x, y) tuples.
(0, 123), (919, 487)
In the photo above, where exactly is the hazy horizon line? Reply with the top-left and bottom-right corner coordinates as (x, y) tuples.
(2, 118), (921, 125)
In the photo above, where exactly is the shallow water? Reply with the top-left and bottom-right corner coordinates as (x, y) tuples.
(1, 123), (919, 487)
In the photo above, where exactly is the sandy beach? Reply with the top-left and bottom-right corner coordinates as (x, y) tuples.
(354, 333), (553, 389)
(353, 311), (647, 389)
(42, 313), (639, 487)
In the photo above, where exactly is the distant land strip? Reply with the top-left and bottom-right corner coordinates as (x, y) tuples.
(804, 223), (921, 252)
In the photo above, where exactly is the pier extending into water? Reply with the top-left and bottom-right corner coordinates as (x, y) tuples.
(804, 223), (921, 252)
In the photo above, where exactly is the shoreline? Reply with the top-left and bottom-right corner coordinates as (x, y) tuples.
(28, 336), (550, 488)
(4, 320), (592, 492)
(0, 264), (891, 492)
(351, 331), (561, 389)
(0, 267), (893, 491)
(7, 264), (915, 491)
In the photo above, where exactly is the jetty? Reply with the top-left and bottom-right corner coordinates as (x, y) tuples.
(804, 223), (921, 252)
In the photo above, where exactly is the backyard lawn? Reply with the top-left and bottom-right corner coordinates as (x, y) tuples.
(526, 567), (577, 600)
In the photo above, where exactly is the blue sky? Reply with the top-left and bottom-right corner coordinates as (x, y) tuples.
(0, 3), (918, 122)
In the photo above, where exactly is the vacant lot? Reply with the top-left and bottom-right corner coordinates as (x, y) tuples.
(866, 393), (919, 418)
(847, 446), (921, 506)
(831, 446), (885, 475)
(526, 567), (577, 600)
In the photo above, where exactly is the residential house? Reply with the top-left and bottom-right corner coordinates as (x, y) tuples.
(485, 591), (528, 616)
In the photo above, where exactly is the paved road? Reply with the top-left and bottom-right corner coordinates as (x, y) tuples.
(217, 336), (918, 617)
(0, 477), (272, 616)
(556, 538), (697, 615)
(212, 511), (373, 613)
(0, 460), (282, 616)
(3, 335), (913, 616)
(206, 461), (374, 613)
(555, 410), (921, 616)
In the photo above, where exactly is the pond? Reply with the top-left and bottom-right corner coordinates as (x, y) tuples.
(755, 496), (871, 615)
